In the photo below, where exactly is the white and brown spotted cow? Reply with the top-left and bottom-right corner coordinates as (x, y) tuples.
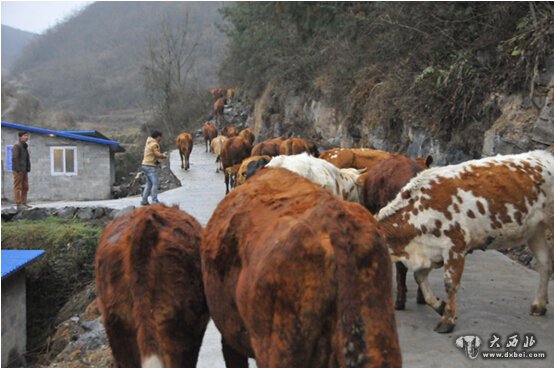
(377, 150), (554, 333)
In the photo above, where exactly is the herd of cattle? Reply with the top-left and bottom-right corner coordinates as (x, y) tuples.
(96, 122), (554, 367)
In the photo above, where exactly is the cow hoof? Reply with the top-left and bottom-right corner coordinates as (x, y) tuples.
(416, 288), (426, 304)
(530, 305), (546, 316)
(434, 320), (455, 333)
(395, 301), (406, 310)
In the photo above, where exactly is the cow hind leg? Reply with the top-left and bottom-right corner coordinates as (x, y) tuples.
(180, 151), (185, 169)
(395, 262), (408, 310)
(158, 316), (208, 368)
(417, 287), (426, 304)
(528, 226), (552, 316)
(414, 268), (446, 316)
(222, 338), (249, 368)
(434, 252), (465, 333)
(103, 315), (141, 368)
(224, 172), (230, 194)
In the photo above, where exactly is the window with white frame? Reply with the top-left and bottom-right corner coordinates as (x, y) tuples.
(50, 146), (77, 176)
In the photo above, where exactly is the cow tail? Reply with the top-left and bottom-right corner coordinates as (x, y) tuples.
(333, 211), (401, 368)
(128, 209), (165, 368)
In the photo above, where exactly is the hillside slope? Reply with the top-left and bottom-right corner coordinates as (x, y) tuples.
(220, 3), (554, 163)
(1, 25), (37, 74)
(8, 2), (226, 116)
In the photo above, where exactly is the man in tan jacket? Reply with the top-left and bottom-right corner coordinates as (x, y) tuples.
(141, 130), (168, 205)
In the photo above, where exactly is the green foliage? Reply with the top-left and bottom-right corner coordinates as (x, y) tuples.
(2, 217), (103, 357)
(219, 2), (552, 147)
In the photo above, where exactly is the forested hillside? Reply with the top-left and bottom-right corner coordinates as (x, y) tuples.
(3, 2), (552, 164)
(1, 25), (37, 74)
(7, 2), (226, 116)
(219, 2), (553, 163)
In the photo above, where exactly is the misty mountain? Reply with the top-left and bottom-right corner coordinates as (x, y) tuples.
(7, 2), (227, 116)
(1, 25), (37, 74)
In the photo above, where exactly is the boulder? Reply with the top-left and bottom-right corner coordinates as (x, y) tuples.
(14, 207), (52, 221)
(54, 207), (77, 219)
(1, 206), (19, 221)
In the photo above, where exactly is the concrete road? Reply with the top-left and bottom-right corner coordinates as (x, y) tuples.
(27, 141), (554, 367)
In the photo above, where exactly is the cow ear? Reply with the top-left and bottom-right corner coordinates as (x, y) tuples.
(473, 336), (482, 348)
(455, 337), (465, 348)
(425, 155), (433, 167)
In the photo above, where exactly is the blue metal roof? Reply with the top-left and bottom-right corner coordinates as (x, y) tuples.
(1, 250), (45, 280)
(2, 121), (123, 151)
(61, 130), (97, 134)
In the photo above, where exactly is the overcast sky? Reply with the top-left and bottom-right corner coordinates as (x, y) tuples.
(1, 1), (92, 34)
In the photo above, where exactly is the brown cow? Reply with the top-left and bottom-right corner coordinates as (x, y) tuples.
(176, 132), (193, 170)
(202, 123), (218, 152)
(251, 137), (284, 157)
(210, 135), (228, 173)
(279, 137), (310, 155)
(202, 169), (401, 368)
(210, 87), (226, 99)
(226, 88), (235, 103)
(320, 148), (392, 171)
(220, 136), (251, 194)
(222, 125), (239, 138)
(235, 155), (271, 186)
(361, 154), (432, 310)
(305, 140), (320, 157)
(238, 128), (255, 146)
(96, 205), (208, 368)
(224, 164), (241, 190)
(376, 150), (554, 333)
(214, 97), (226, 124)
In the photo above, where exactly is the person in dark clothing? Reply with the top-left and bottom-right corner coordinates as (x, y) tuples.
(12, 131), (31, 209)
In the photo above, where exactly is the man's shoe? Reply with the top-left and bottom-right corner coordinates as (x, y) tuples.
(140, 201), (149, 206)
(22, 204), (33, 209)
(152, 200), (160, 204)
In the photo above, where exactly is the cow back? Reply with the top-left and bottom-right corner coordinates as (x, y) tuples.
(202, 123), (218, 140)
(377, 150), (554, 257)
(222, 125), (239, 138)
(96, 205), (208, 367)
(279, 137), (310, 155)
(211, 135), (228, 156)
(238, 128), (255, 146)
(214, 98), (226, 115)
(176, 132), (193, 154)
(236, 155), (271, 186)
(221, 136), (251, 169)
(251, 138), (282, 157)
(321, 147), (391, 170)
(202, 169), (401, 366)
(362, 154), (428, 213)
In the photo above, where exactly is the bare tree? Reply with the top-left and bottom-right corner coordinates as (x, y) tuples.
(143, 14), (199, 138)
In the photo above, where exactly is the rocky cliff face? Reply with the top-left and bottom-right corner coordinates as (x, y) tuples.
(250, 58), (553, 163)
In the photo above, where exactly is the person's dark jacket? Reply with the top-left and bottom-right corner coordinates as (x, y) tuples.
(12, 141), (31, 172)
